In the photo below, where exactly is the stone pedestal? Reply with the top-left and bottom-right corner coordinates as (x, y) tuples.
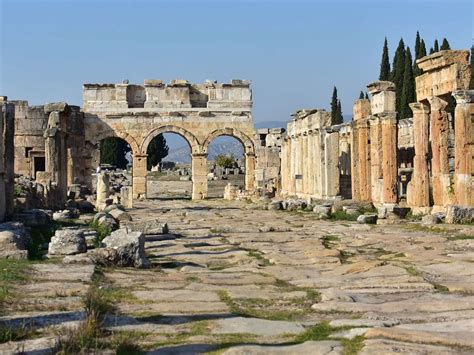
(132, 154), (147, 199)
(452, 90), (474, 207)
(380, 113), (398, 204)
(409, 102), (431, 208)
(192, 153), (208, 200)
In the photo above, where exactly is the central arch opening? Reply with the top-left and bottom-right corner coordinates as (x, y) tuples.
(207, 135), (245, 198)
(146, 132), (192, 199)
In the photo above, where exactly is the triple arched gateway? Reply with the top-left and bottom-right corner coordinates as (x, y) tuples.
(82, 79), (256, 199)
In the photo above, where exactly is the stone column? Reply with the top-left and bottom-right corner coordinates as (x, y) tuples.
(295, 135), (303, 195)
(429, 96), (451, 208)
(288, 137), (296, 195)
(301, 133), (308, 196)
(307, 132), (315, 196)
(192, 153), (208, 200)
(380, 112), (398, 204)
(44, 111), (67, 208)
(409, 102), (431, 209)
(357, 120), (371, 201)
(1, 101), (14, 218)
(0, 103), (5, 222)
(452, 90), (474, 207)
(245, 152), (255, 191)
(132, 154), (147, 199)
(369, 117), (383, 204)
(350, 123), (361, 200)
(314, 130), (324, 198)
(280, 140), (288, 195)
(67, 148), (74, 186)
(324, 130), (340, 198)
(96, 171), (110, 211)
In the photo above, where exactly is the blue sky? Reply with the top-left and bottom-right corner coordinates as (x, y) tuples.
(1, 0), (472, 125)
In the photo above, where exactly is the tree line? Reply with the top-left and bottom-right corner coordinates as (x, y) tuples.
(330, 33), (456, 125)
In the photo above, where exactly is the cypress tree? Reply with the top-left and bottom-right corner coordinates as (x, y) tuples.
(429, 47), (434, 55)
(400, 47), (416, 119)
(391, 38), (406, 115)
(365, 92), (369, 100)
(379, 37), (391, 80)
(440, 38), (451, 50)
(359, 91), (364, 100)
(470, 45), (474, 89)
(434, 39), (439, 52)
(146, 134), (169, 170)
(331, 86), (338, 125)
(336, 100), (343, 124)
(414, 32), (421, 59)
(100, 138), (131, 169)
(420, 39), (427, 57)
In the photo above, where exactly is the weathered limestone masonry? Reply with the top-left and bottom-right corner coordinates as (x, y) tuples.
(280, 109), (342, 200)
(367, 81), (398, 206)
(0, 97), (15, 221)
(82, 79), (256, 200)
(407, 50), (471, 214)
(254, 128), (285, 192)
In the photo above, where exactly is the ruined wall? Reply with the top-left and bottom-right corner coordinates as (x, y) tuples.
(254, 128), (284, 193)
(12, 101), (47, 178)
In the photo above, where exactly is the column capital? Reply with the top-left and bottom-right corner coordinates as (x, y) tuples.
(452, 90), (474, 104)
(409, 102), (430, 114)
(428, 96), (448, 111)
(379, 112), (397, 124)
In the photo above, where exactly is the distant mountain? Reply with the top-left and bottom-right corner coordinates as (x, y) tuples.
(164, 139), (244, 164)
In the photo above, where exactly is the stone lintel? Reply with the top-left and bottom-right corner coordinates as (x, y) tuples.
(367, 81), (396, 94)
(144, 79), (164, 87)
(452, 90), (474, 104)
(256, 128), (270, 134)
(416, 50), (469, 72)
(169, 79), (190, 87)
(83, 83), (115, 89)
(44, 102), (68, 113)
(231, 79), (251, 87)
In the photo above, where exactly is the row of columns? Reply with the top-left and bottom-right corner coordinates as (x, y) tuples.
(281, 126), (340, 200)
(408, 90), (473, 211)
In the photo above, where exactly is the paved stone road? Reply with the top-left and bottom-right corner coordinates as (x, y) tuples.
(1, 198), (473, 354)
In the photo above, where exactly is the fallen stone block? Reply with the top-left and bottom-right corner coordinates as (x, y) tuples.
(48, 229), (87, 256)
(0, 222), (30, 259)
(446, 206), (474, 224)
(121, 220), (169, 235)
(93, 229), (150, 268)
(357, 214), (378, 224)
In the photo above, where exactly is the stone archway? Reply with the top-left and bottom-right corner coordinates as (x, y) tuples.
(85, 129), (142, 197)
(203, 128), (256, 192)
(141, 125), (202, 199)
